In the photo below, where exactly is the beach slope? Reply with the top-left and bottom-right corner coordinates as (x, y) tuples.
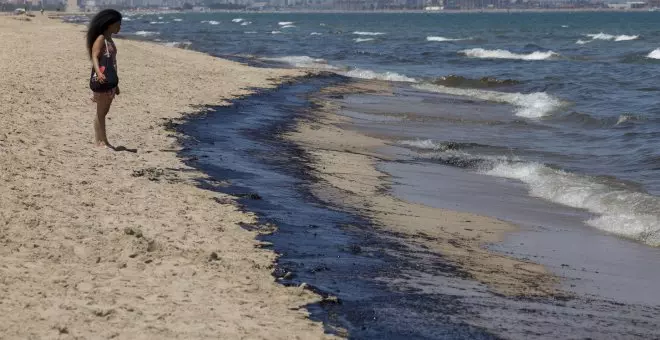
(0, 15), (334, 339)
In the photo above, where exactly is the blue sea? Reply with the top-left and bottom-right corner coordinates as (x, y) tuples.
(75, 12), (660, 242)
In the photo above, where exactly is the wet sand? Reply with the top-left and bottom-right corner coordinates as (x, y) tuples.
(0, 15), (336, 339)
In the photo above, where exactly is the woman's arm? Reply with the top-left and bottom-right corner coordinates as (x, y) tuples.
(91, 35), (106, 82)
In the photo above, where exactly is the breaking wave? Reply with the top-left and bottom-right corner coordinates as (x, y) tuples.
(353, 31), (386, 36)
(134, 30), (159, 36)
(232, 18), (244, 23)
(399, 139), (660, 246)
(260, 56), (336, 69)
(354, 38), (375, 43)
(278, 21), (294, 26)
(586, 33), (639, 41)
(413, 83), (563, 118)
(426, 36), (469, 42)
(432, 75), (521, 88)
(342, 68), (417, 82)
(486, 162), (660, 246)
(647, 48), (660, 59)
(459, 48), (558, 60)
(164, 41), (192, 49)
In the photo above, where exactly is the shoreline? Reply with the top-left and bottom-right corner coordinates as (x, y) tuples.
(285, 80), (559, 297)
(280, 79), (660, 338)
(0, 14), (336, 339)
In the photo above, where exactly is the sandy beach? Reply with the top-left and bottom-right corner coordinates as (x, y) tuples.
(0, 14), (336, 339)
(3, 11), (660, 339)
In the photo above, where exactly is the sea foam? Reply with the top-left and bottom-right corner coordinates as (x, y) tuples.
(342, 68), (417, 82)
(413, 83), (563, 118)
(399, 140), (660, 246)
(260, 56), (336, 69)
(426, 36), (469, 42)
(134, 30), (159, 36)
(353, 31), (386, 36)
(647, 48), (660, 59)
(485, 162), (660, 246)
(586, 33), (639, 41)
(460, 48), (558, 61)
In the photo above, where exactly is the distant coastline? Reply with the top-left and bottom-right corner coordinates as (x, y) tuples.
(40, 7), (659, 17)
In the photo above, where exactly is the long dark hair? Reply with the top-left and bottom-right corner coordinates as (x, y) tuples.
(86, 9), (122, 58)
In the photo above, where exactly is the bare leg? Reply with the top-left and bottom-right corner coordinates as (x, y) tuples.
(94, 93), (114, 148)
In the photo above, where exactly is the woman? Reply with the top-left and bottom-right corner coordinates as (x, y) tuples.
(87, 9), (121, 148)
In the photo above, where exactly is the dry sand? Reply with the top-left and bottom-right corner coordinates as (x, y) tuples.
(0, 15), (337, 339)
(285, 81), (559, 297)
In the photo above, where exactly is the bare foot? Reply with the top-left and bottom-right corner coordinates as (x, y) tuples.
(96, 141), (114, 149)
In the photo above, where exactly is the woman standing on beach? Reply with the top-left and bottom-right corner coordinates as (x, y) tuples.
(87, 9), (121, 148)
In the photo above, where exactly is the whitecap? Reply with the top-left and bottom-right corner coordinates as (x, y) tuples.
(342, 68), (417, 82)
(232, 18), (244, 23)
(561, 25), (569, 28)
(278, 21), (294, 26)
(426, 36), (469, 42)
(271, 30), (282, 34)
(164, 41), (192, 49)
(244, 31), (258, 34)
(353, 31), (386, 36)
(260, 56), (336, 69)
(354, 38), (375, 43)
(647, 48), (660, 59)
(586, 33), (639, 41)
(310, 32), (322, 36)
(576, 39), (590, 45)
(281, 25), (296, 29)
(134, 30), (159, 36)
(459, 48), (558, 61)
(208, 21), (220, 25)
(149, 21), (166, 24)
(413, 83), (563, 118)
(173, 18), (183, 22)
(241, 21), (252, 26)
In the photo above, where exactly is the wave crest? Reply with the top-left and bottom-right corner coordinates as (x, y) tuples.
(399, 140), (660, 246)
(433, 75), (521, 88)
(260, 56), (337, 69)
(486, 162), (660, 246)
(134, 30), (159, 36)
(353, 31), (386, 36)
(426, 36), (469, 42)
(586, 33), (639, 41)
(413, 83), (563, 118)
(647, 48), (660, 59)
(460, 48), (558, 61)
(342, 69), (417, 82)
